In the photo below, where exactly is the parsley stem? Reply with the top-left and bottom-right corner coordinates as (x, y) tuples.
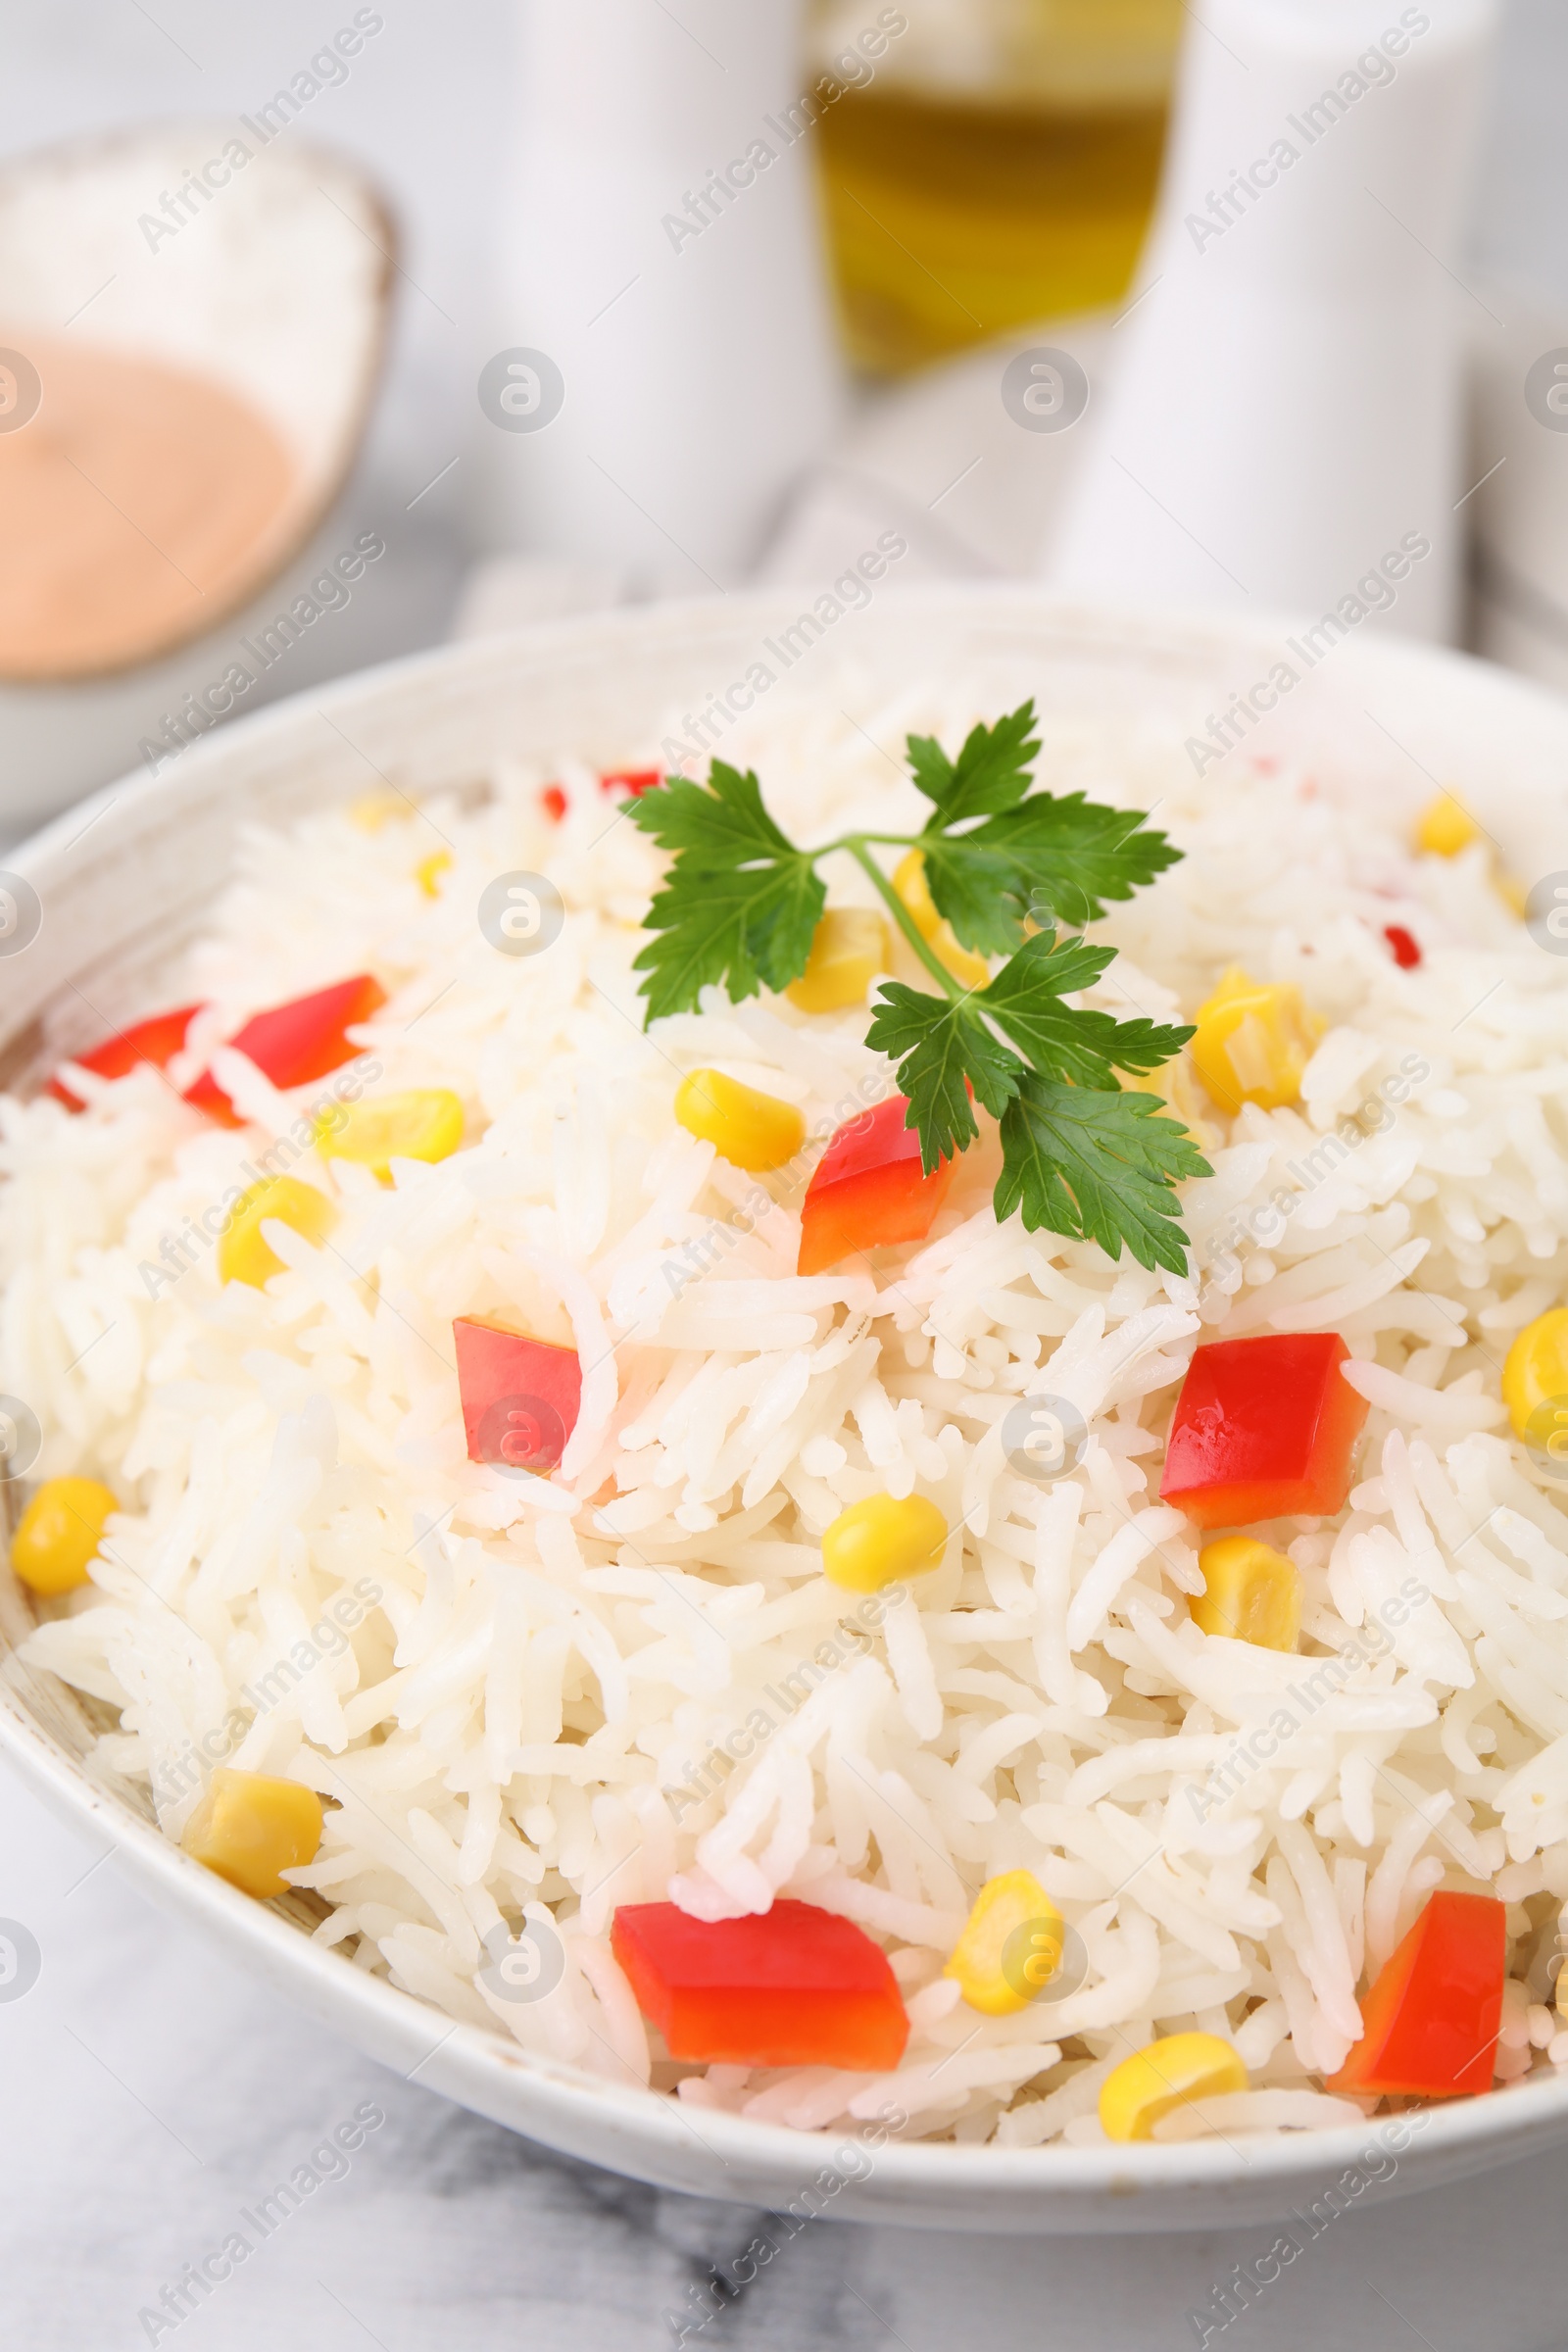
(839, 838), (968, 1004)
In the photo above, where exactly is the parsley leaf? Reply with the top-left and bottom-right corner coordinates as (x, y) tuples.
(625, 717), (1205, 1278)
(955, 792), (1182, 933)
(626, 763), (824, 1022)
(904, 698), (1179, 950)
(982, 931), (1195, 1088)
(907, 701), (1041, 825)
(914, 836), (1025, 958)
(995, 1077), (1210, 1275)
(865, 983), (1023, 1170)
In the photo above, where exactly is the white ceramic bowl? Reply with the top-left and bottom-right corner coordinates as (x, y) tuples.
(6, 589), (1568, 2233)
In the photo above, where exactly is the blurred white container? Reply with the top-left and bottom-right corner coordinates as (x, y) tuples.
(476, 0), (846, 591)
(1047, 0), (1499, 639)
(1469, 292), (1568, 693)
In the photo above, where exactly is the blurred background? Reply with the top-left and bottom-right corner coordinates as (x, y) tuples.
(0, 0), (1564, 845)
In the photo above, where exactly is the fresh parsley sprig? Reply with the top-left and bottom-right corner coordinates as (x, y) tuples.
(625, 703), (1210, 1275)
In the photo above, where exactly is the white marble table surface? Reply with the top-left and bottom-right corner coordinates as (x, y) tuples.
(3, 1747), (1568, 2352)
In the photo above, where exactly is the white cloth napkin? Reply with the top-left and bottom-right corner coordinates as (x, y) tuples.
(454, 314), (1115, 634)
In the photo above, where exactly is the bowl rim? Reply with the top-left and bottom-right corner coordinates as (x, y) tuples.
(7, 581), (1568, 2215)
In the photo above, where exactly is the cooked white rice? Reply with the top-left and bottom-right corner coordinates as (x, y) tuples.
(6, 678), (1568, 2145)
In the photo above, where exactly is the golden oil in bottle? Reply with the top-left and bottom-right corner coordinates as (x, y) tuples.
(810, 0), (1182, 374)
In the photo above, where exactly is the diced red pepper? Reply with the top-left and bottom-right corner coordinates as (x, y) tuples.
(601, 768), (662, 798)
(48, 1003), (203, 1110)
(798, 1096), (956, 1277)
(1328, 1891), (1505, 2099)
(183, 975), (387, 1125)
(1160, 1332), (1369, 1529)
(611, 1898), (909, 2070)
(1384, 924), (1422, 970)
(541, 785), (567, 822)
(454, 1314), (581, 1473)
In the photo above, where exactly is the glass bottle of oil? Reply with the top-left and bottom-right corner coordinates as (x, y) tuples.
(810, 0), (1182, 374)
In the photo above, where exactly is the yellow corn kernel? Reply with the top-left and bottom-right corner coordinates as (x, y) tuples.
(786, 908), (891, 1013)
(1503, 1309), (1568, 1461)
(945, 1870), (1066, 2017)
(892, 850), (991, 991)
(1191, 967), (1322, 1113)
(11, 1477), (119, 1595)
(182, 1767), (324, 1899)
(414, 849), (453, 898)
(1416, 793), (1480, 858)
(893, 849), (938, 929)
(218, 1176), (337, 1290)
(1100, 2031), (1249, 2143)
(1192, 1536), (1301, 1651)
(348, 792), (405, 834)
(673, 1068), (806, 1172)
(317, 1088), (465, 1184)
(822, 1492), (948, 1592)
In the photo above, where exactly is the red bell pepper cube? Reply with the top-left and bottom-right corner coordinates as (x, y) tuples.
(1160, 1332), (1369, 1530)
(183, 975), (387, 1124)
(798, 1096), (956, 1277)
(611, 1898), (909, 2071)
(454, 1314), (581, 1473)
(541, 785), (567, 822)
(1384, 924), (1421, 970)
(1328, 1890), (1505, 2099)
(48, 1003), (203, 1111)
(600, 768), (662, 798)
